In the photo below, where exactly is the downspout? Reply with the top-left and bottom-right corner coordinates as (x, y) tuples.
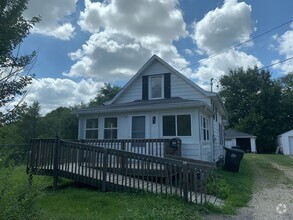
(198, 111), (202, 161)
(210, 115), (215, 162)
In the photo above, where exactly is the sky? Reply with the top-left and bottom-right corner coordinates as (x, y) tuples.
(18, 0), (293, 114)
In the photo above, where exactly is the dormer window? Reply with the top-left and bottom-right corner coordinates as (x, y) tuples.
(149, 75), (164, 99)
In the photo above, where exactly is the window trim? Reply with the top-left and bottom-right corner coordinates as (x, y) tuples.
(201, 115), (210, 141)
(162, 114), (192, 137)
(149, 75), (164, 100)
(104, 117), (118, 139)
(85, 118), (99, 139)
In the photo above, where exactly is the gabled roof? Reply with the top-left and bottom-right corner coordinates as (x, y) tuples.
(278, 129), (293, 137)
(225, 128), (256, 139)
(107, 54), (209, 105)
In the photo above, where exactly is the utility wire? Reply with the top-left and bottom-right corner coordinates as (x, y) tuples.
(259, 56), (293, 70)
(181, 18), (293, 70)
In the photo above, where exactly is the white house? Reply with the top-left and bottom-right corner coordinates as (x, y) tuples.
(225, 128), (257, 153)
(74, 55), (228, 162)
(277, 129), (293, 155)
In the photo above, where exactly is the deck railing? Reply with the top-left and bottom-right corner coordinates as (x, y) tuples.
(77, 138), (180, 158)
(27, 139), (219, 205)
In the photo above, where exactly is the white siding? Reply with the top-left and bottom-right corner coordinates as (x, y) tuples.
(278, 130), (293, 155)
(144, 60), (170, 75)
(115, 60), (209, 104)
(116, 78), (142, 103)
(171, 73), (209, 104)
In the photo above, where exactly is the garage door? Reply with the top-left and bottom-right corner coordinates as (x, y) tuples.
(289, 136), (293, 155)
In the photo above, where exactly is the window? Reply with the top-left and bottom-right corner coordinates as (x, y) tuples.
(85, 118), (99, 139)
(163, 115), (176, 136)
(212, 103), (217, 121)
(104, 117), (117, 139)
(201, 116), (210, 141)
(163, 114), (191, 136)
(149, 76), (163, 99)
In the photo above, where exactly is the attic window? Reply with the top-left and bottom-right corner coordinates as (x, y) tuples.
(149, 75), (164, 99)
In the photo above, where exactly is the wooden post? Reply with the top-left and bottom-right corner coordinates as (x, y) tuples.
(53, 137), (60, 191)
(182, 161), (189, 201)
(27, 169), (33, 186)
(27, 140), (33, 186)
(102, 148), (108, 192)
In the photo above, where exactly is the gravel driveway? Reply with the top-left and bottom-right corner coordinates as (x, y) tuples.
(205, 155), (293, 220)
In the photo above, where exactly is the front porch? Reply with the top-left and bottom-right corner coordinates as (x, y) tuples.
(27, 138), (219, 205)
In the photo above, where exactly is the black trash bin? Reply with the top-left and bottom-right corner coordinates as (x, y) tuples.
(223, 147), (244, 172)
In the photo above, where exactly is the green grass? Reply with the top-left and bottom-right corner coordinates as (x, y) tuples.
(37, 187), (207, 220)
(0, 166), (206, 220)
(1, 154), (292, 219)
(216, 155), (254, 214)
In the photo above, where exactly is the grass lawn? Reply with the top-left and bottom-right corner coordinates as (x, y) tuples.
(1, 154), (292, 219)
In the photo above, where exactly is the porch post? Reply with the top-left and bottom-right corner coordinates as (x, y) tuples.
(53, 137), (60, 191)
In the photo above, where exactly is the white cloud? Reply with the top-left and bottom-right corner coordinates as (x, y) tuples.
(79, 0), (187, 41)
(192, 50), (262, 82)
(192, 0), (253, 55)
(190, 0), (262, 83)
(24, 0), (76, 40)
(272, 22), (293, 73)
(64, 0), (190, 81)
(184, 49), (193, 56)
(64, 30), (152, 80)
(25, 78), (103, 115)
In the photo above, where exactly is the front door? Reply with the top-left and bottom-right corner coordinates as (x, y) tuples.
(132, 116), (145, 138)
(131, 116), (146, 153)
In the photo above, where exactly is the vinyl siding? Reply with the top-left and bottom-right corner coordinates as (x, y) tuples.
(115, 60), (210, 104)
(171, 73), (209, 104)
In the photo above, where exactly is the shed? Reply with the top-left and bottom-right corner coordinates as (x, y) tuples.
(225, 128), (257, 153)
(277, 129), (293, 155)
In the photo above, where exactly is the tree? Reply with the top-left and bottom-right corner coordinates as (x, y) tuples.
(220, 66), (283, 153)
(0, 0), (40, 126)
(19, 101), (41, 141)
(89, 83), (121, 107)
(278, 73), (293, 132)
(38, 107), (78, 139)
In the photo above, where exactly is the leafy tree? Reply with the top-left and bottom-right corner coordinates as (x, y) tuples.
(220, 67), (283, 153)
(0, 0), (40, 126)
(0, 101), (41, 143)
(278, 73), (293, 132)
(19, 101), (41, 141)
(39, 107), (78, 139)
(89, 83), (121, 107)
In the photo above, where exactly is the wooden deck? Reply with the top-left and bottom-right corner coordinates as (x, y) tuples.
(27, 139), (221, 205)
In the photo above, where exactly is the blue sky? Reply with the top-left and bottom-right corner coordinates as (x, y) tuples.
(20, 0), (293, 114)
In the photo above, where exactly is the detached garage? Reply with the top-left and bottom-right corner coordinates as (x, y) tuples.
(225, 128), (257, 153)
(277, 129), (293, 155)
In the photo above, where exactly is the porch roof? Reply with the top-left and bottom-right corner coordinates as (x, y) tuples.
(73, 97), (213, 116)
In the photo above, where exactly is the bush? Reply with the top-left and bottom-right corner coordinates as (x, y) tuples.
(0, 144), (29, 167)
